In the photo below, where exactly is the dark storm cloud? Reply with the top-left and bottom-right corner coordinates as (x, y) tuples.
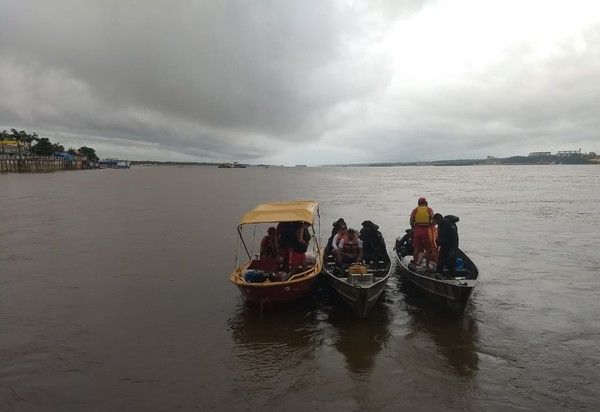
(1, 0), (390, 161)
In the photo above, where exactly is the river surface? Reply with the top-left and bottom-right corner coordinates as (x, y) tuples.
(1, 165), (599, 411)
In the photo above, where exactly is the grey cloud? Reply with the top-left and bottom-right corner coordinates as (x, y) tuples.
(1, 1), (599, 164)
(1, 1), (384, 145)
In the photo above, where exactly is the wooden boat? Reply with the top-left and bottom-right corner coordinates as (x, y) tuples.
(394, 231), (478, 313)
(322, 222), (392, 318)
(229, 201), (324, 307)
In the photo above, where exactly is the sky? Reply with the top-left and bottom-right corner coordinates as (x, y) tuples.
(1, 0), (599, 166)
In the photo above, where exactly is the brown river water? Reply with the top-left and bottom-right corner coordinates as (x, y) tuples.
(1, 165), (599, 411)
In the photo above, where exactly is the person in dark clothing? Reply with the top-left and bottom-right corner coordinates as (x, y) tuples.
(290, 221), (311, 274)
(396, 229), (414, 257)
(326, 218), (346, 250)
(359, 220), (386, 266)
(433, 213), (459, 276)
(276, 222), (296, 270)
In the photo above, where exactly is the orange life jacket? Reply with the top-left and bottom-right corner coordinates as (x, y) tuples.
(342, 237), (360, 255)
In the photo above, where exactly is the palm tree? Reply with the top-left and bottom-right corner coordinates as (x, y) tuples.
(10, 129), (25, 158)
(0, 130), (9, 155)
(23, 132), (38, 157)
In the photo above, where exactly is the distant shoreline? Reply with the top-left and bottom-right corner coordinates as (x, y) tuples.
(126, 154), (599, 168)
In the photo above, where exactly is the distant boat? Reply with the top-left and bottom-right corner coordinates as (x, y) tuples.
(218, 162), (246, 168)
(98, 159), (130, 169)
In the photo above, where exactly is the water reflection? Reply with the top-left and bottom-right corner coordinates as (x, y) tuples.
(400, 280), (480, 377)
(323, 287), (392, 376)
(227, 297), (321, 379)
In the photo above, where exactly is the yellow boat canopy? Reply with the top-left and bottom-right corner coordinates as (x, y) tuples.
(239, 201), (319, 225)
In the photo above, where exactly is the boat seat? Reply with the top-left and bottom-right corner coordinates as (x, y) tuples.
(247, 258), (280, 272)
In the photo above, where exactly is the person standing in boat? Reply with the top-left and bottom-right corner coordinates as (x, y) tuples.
(260, 226), (278, 260)
(337, 228), (363, 266)
(409, 196), (434, 267)
(276, 222), (295, 270)
(433, 213), (459, 276)
(290, 221), (311, 274)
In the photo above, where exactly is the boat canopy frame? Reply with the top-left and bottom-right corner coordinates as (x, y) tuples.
(236, 201), (321, 261)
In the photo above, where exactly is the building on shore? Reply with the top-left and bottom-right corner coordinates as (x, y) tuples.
(0, 139), (31, 157)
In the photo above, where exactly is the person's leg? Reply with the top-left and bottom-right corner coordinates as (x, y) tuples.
(437, 247), (448, 273)
(412, 229), (423, 264)
(421, 233), (432, 267)
(448, 249), (457, 276)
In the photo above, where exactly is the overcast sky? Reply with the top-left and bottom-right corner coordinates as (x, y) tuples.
(1, 0), (599, 165)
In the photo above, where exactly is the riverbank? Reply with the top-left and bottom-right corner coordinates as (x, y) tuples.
(0, 156), (88, 173)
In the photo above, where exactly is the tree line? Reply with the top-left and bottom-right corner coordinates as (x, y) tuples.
(1, 129), (99, 161)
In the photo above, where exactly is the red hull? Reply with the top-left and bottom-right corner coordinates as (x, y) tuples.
(235, 275), (320, 304)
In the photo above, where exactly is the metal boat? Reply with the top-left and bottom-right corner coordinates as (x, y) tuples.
(394, 231), (478, 313)
(322, 220), (391, 317)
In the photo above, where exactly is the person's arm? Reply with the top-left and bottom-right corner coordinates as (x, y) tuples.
(357, 239), (363, 261)
(337, 239), (345, 262)
(410, 209), (416, 227)
(451, 224), (459, 250)
(296, 226), (306, 246)
(259, 237), (268, 258)
(332, 234), (339, 250)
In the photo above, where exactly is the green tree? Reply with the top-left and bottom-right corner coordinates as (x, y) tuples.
(67, 148), (77, 156)
(52, 142), (65, 153)
(31, 137), (55, 156)
(78, 146), (99, 162)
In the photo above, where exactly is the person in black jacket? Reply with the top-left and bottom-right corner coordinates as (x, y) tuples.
(433, 213), (459, 276)
(359, 220), (386, 267)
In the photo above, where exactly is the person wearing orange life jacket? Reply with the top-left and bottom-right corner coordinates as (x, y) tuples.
(337, 228), (363, 265)
(330, 224), (348, 260)
(409, 196), (434, 268)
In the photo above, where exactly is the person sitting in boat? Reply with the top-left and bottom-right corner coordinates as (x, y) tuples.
(260, 226), (279, 260)
(290, 221), (312, 274)
(359, 220), (386, 267)
(433, 213), (459, 276)
(337, 228), (363, 266)
(326, 217), (346, 250)
(409, 196), (434, 268)
(330, 224), (348, 260)
(397, 229), (414, 256)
